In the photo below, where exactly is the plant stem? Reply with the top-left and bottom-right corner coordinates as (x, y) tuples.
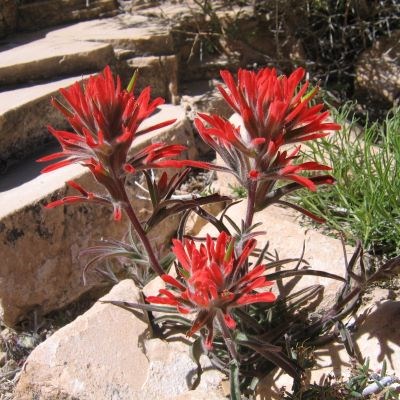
(245, 179), (257, 231)
(216, 310), (239, 361)
(216, 311), (241, 399)
(118, 181), (164, 277)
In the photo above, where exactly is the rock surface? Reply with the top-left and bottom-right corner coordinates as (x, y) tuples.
(0, 105), (196, 327)
(181, 79), (233, 121)
(17, 0), (119, 32)
(0, 37), (114, 86)
(118, 55), (179, 102)
(355, 30), (400, 107)
(200, 199), (352, 292)
(258, 287), (400, 399)
(14, 279), (225, 400)
(46, 14), (174, 55)
(0, 75), (90, 170)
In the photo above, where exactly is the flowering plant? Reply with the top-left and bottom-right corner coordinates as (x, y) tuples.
(40, 65), (397, 398)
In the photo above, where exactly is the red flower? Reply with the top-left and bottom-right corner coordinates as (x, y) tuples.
(146, 232), (275, 348)
(38, 66), (208, 218)
(194, 67), (340, 192)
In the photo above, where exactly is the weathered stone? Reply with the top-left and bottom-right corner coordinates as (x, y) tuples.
(46, 14), (174, 55)
(198, 200), (399, 398)
(185, 201), (227, 237)
(14, 279), (225, 399)
(200, 200), (352, 292)
(171, 389), (225, 400)
(0, 38), (114, 86)
(0, 75), (90, 171)
(355, 30), (400, 107)
(160, 1), (304, 82)
(257, 287), (400, 399)
(118, 55), (179, 103)
(180, 79), (233, 155)
(181, 79), (233, 121)
(0, 105), (196, 327)
(0, 0), (17, 38)
(17, 0), (119, 32)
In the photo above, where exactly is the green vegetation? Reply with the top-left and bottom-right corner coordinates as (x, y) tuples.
(292, 104), (400, 258)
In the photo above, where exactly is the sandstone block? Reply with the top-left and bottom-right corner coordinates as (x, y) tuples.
(46, 14), (174, 55)
(200, 200), (352, 291)
(0, 75), (89, 171)
(118, 55), (179, 103)
(17, 0), (119, 32)
(355, 30), (400, 107)
(0, 105), (196, 327)
(181, 79), (233, 121)
(258, 287), (400, 399)
(0, 38), (114, 86)
(14, 279), (225, 399)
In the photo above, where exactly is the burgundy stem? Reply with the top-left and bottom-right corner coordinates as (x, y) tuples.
(216, 310), (239, 362)
(118, 181), (164, 277)
(245, 179), (257, 232)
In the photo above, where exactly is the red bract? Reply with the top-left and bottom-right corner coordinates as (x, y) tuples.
(194, 67), (340, 192)
(38, 66), (208, 218)
(146, 232), (275, 348)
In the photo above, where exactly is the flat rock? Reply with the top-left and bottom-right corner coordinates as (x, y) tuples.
(17, 0), (119, 32)
(0, 36), (114, 86)
(118, 55), (179, 103)
(0, 75), (90, 170)
(200, 200), (352, 290)
(355, 30), (400, 106)
(257, 287), (400, 399)
(198, 201), (398, 398)
(180, 79), (234, 155)
(46, 14), (174, 55)
(14, 279), (225, 399)
(0, 104), (197, 327)
(181, 79), (233, 121)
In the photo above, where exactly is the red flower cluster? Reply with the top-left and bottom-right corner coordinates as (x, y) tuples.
(38, 66), (206, 219)
(195, 67), (340, 200)
(146, 232), (275, 348)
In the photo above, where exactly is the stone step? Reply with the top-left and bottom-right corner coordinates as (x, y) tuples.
(0, 75), (92, 172)
(17, 0), (119, 32)
(0, 34), (114, 86)
(45, 14), (174, 55)
(117, 55), (179, 103)
(14, 280), (225, 400)
(0, 104), (196, 327)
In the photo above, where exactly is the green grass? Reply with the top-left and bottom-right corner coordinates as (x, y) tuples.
(292, 103), (400, 258)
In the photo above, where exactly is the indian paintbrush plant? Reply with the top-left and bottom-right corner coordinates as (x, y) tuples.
(38, 65), (400, 398)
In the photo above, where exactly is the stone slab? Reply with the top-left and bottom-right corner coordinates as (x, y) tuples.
(117, 55), (179, 103)
(14, 279), (225, 399)
(0, 104), (197, 327)
(17, 0), (119, 32)
(0, 75), (90, 171)
(355, 30), (400, 106)
(198, 201), (399, 398)
(46, 14), (174, 55)
(258, 287), (400, 399)
(200, 199), (352, 290)
(0, 37), (114, 86)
